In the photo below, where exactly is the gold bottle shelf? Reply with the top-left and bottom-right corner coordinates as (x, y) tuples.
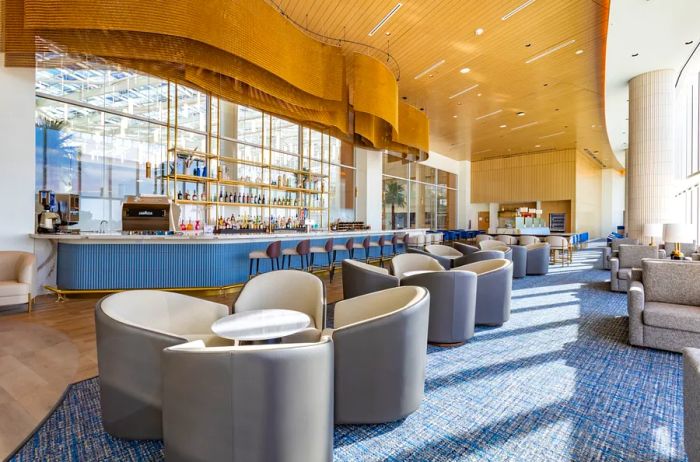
(167, 174), (213, 183)
(168, 147), (216, 159)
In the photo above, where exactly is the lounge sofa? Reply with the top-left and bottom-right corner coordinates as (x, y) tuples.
(610, 244), (664, 292)
(628, 259), (700, 352)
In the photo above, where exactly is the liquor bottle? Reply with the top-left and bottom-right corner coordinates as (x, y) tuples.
(192, 191), (198, 201)
(261, 195), (266, 205)
(232, 192), (237, 203)
(186, 220), (193, 231)
(184, 191), (190, 200)
(219, 191), (223, 202)
(177, 191), (183, 200)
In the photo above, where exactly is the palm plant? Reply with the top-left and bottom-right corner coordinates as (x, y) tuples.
(384, 181), (406, 230)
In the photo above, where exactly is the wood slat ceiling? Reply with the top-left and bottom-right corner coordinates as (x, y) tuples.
(273, 0), (619, 168)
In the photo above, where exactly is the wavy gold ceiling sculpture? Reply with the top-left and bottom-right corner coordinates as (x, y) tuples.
(0, 0), (429, 153)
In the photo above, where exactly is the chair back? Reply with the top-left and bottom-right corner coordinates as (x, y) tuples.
(475, 234), (493, 243)
(378, 235), (386, 246)
(161, 338), (333, 462)
(454, 242), (479, 255)
(479, 240), (509, 252)
(363, 236), (371, 249)
(618, 244), (660, 269)
(455, 258), (511, 276)
(425, 244), (462, 258)
(235, 270), (325, 329)
(345, 237), (355, 250)
(99, 290), (228, 336)
(611, 237), (639, 251)
(390, 253), (444, 278)
(495, 235), (518, 245)
(642, 259), (700, 306)
(324, 238), (334, 252)
(334, 286), (428, 328)
(266, 240), (282, 258)
(518, 235), (540, 246)
(296, 239), (311, 256)
(545, 235), (568, 249)
(0, 251), (34, 282)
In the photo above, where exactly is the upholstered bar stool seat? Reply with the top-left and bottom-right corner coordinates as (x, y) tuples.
(248, 240), (281, 277)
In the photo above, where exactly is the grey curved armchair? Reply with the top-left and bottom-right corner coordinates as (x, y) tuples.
(460, 249), (505, 264)
(401, 269), (477, 345)
(526, 242), (550, 275)
(406, 247), (452, 270)
(508, 245), (527, 278)
(329, 286), (430, 424)
(342, 259), (399, 299)
(391, 252), (445, 278)
(454, 259), (513, 326)
(454, 242), (479, 255)
(234, 269), (325, 329)
(425, 244), (471, 268)
(95, 290), (229, 439)
(479, 240), (513, 261)
(162, 338), (333, 462)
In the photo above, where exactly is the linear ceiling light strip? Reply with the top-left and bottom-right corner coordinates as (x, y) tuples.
(501, 0), (536, 21)
(511, 121), (539, 131)
(414, 59), (446, 79)
(368, 3), (403, 36)
(448, 84), (479, 99)
(526, 39), (576, 64)
(475, 109), (503, 120)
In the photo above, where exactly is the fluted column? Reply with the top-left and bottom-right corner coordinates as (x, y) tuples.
(626, 69), (676, 240)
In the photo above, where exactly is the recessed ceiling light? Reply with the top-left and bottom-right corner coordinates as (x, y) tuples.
(511, 121), (539, 131)
(460, 67), (471, 74)
(475, 109), (503, 120)
(385, 31), (392, 36)
(631, 53), (639, 57)
(414, 59), (446, 79)
(535, 144), (541, 148)
(516, 111), (525, 116)
(477, 93), (482, 97)
(368, 3), (403, 36)
(575, 49), (584, 55)
(475, 28), (485, 36)
(501, 0), (536, 21)
(525, 43), (532, 47)
(448, 84), (479, 99)
(686, 41), (694, 45)
(526, 39), (576, 63)
(453, 115), (458, 118)
(457, 102), (463, 105)
(499, 124), (507, 128)
(591, 124), (596, 128)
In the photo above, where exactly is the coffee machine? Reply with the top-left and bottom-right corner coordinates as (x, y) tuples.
(37, 190), (60, 233)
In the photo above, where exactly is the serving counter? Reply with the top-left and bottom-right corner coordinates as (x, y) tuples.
(31, 229), (425, 296)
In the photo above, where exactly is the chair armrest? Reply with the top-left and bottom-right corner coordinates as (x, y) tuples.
(16, 253), (35, 286)
(610, 257), (620, 274)
(627, 281), (645, 346)
(603, 247), (611, 261)
(631, 268), (643, 282)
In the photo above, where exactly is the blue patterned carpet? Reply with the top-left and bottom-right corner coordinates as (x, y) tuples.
(10, 243), (687, 461)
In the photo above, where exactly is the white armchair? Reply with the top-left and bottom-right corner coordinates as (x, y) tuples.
(0, 251), (35, 312)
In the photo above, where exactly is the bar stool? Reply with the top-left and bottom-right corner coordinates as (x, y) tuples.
(353, 236), (372, 262)
(379, 235), (394, 267)
(282, 239), (311, 270)
(310, 238), (335, 281)
(393, 233), (407, 255)
(248, 240), (281, 277)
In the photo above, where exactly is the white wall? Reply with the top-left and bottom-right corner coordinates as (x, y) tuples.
(0, 55), (35, 251)
(601, 168), (625, 236)
(424, 150), (460, 174)
(355, 147), (383, 231)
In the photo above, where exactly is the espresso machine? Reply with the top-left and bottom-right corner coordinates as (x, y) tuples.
(37, 190), (60, 233)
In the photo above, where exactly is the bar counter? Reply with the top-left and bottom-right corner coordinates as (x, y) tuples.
(31, 229), (424, 293)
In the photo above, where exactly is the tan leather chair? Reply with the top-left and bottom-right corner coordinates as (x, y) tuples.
(0, 251), (35, 312)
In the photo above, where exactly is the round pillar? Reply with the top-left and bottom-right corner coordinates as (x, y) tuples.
(626, 69), (676, 240)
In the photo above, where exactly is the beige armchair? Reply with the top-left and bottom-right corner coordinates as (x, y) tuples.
(0, 251), (35, 312)
(234, 270), (325, 329)
(390, 253), (445, 279)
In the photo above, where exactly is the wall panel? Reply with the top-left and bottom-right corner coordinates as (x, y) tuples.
(471, 149), (576, 203)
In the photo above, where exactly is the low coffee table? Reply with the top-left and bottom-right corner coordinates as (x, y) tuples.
(211, 309), (311, 346)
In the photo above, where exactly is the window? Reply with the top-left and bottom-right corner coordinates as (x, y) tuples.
(382, 151), (458, 230)
(35, 52), (356, 231)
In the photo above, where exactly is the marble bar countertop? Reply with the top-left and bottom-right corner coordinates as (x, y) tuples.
(30, 228), (428, 244)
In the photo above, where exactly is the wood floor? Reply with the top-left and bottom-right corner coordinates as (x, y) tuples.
(0, 271), (345, 460)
